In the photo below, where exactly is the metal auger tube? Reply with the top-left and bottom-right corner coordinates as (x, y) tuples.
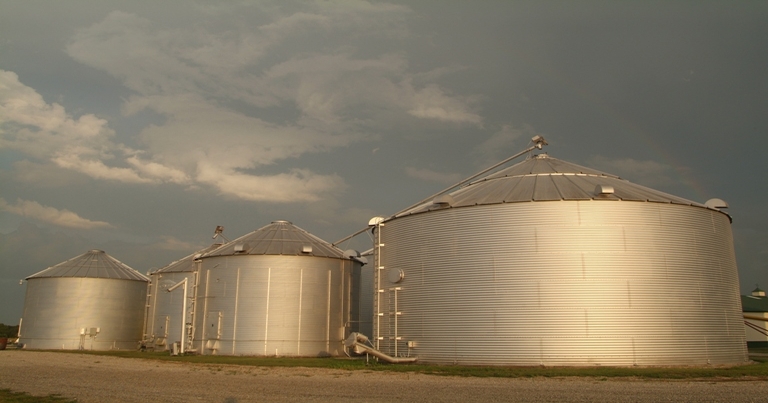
(345, 332), (417, 364)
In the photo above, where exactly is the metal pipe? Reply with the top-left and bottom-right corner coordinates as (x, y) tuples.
(264, 268), (271, 356)
(201, 269), (210, 353)
(744, 321), (768, 337)
(166, 278), (188, 354)
(326, 268), (331, 353)
(232, 267), (241, 355)
(374, 221), (383, 350)
(142, 281), (152, 343)
(344, 332), (417, 364)
(297, 268), (303, 355)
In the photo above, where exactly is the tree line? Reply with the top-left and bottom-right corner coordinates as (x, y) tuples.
(0, 323), (19, 338)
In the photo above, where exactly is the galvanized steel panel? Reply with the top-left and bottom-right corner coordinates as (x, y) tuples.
(193, 255), (356, 356)
(26, 249), (148, 281)
(204, 221), (344, 258)
(399, 155), (714, 217)
(19, 277), (147, 350)
(374, 201), (746, 366)
(145, 271), (196, 349)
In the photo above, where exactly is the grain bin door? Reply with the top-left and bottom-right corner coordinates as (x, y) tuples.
(204, 311), (222, 352)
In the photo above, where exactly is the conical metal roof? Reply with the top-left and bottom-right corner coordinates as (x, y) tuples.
(26, 249), (148, 281)
(151, 243), (224, 274)
(203, 221), (345, 259)
(397, 153), (709, 216)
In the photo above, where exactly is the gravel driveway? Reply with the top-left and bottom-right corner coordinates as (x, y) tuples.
(1, 351), (767, 402)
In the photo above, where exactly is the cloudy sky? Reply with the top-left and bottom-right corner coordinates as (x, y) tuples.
(1, 1), (766, 324)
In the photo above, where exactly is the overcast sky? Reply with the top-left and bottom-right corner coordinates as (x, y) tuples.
(1, 1), (766, 324)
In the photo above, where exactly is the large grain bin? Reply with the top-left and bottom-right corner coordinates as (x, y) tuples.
(18, 250), (148, 350)
(373, 153), (746, 366)
(144, 243), (223, 351)
(192, 221), (363, 356)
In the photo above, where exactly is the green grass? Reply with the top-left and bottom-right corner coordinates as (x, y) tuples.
(44, 349), (768, 380)
(0, 389), (76, 403)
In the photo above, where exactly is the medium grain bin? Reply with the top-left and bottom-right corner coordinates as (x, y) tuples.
(144, 243), (223, 351)
(192, 221), (363, 356)
(373, 153), (746, 366)
(18, 250), (148, 350)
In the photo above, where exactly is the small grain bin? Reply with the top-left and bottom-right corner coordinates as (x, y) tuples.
(18, 250), (148, 350)
(373, 153), (747, 366)
(192, 221), (363, 356)
(144, 243), (223, 351)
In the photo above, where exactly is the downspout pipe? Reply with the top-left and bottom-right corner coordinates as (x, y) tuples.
(345, 333), (417, 364)
(167, 278), (188, 354)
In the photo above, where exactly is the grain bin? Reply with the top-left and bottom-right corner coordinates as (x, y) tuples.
(373, 153), (746, 366)
(18, 250), (148, 350)
(144, 243), (223, 351)
(192, 221), (363, 356)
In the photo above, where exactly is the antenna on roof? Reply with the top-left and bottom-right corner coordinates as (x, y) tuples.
(212, 225), (230, 242)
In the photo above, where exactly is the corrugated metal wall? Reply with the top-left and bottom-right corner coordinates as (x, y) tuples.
(375, 201), (747, 366)
(145, 271), (196, 350)
(19, 277), (147, 350)
(193, 255), (355, 356)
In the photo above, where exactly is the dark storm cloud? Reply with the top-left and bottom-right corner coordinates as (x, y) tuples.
(0, 1), (766, 323)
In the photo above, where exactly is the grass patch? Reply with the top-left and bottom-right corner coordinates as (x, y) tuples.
(40, 350), (768, 380)
(0, 389), (76, 403)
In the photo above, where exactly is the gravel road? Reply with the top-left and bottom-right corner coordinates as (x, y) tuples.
(1, 351), (767, 402)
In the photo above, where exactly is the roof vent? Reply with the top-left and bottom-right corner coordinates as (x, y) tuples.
(302, 245), (313, 253)
(368, 216), (385, 226)
(432, 194), (455, 207)
(343, 249), (360, 259)
(233, 243), (249, 253)
(594, 185), (615, 196)
(705, 198), (729, 209)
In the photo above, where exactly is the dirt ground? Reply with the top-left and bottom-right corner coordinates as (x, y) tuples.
(2, 350), (768, 402)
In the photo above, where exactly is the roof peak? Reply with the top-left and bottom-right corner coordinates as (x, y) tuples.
(203, 221), (346, 259)
(27, 250), (148, 281)
(395, 154), (712, 217)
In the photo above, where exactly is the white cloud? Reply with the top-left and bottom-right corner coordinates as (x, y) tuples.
(155, 235), (201, 251)
(408, 84), (483, 126)
(405, 167), (464, 185)
(51, 151), (154, 184)
(0, 70), (156, 184)
(67, 8), (482, 128)
(4, 3), (490, 204)
(0, 70), (114, 159)
(0, 198), (113, 229)
(8, 160), (85, 187)
(196, 163), (345, 203)
(126, 156), (191, 185)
